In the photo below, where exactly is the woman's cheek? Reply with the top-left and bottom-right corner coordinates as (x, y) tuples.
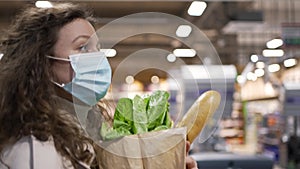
(52, 63), (73, 84)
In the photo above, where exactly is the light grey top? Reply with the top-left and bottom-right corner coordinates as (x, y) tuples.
(0, 96), (102, 169)
(0, 135), (92, 169)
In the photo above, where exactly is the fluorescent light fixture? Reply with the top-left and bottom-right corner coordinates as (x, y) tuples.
(262, 49), (284, 57)
(254, 68), (264, 77)
(268, 64), (280, 73)
(250, 54), (259, 62)
(266, 38), (283, 49)
(176, 25), (192, 37)
(284, 58), (297, 68)
(246, 72), (257, 81)
(173, 49), (196, 57)
(35, 1), (53, 8)
(188, 1), (207, 16)
(100, 49), (117, 57)
(167, 53), (176, 62)
(256, 61), (265, 69)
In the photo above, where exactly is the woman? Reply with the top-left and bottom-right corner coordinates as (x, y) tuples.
(0, 3), (100, 169)
(0, 2), (197, 169)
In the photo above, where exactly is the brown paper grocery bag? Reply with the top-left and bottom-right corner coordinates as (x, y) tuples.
(95, 127), (186, 169)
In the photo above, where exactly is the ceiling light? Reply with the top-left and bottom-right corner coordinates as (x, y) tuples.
(246, 72), (257, 81)
(173, 49), (196, 57)
(176, 25), (192, 37)
(268, 64), (280, 73)
(262, 49), (284, 57)
(188, 1), (207, 16)
(151, 75), (160, 84)
(250, 54), (259, 62)
(254, 68), (264, 77)
(236, 75), (246, 84)
(266, 38), (283, 49)
(167, 53), (176, 62)
(0, 53), (3, 60)
(35, 1), (53, 8)
(100, 49), (117, 57)
(125, 75), (134, 84)
(284, 58), (297, 68)
(256, 61), (265, 69)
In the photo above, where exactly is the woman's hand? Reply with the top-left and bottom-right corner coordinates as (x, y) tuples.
(186, 141), (198, 169)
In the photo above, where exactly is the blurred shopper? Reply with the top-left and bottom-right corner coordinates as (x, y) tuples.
(0, 3), (197, 169)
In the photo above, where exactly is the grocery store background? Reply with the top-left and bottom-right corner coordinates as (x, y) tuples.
(1, 0), (300, 169)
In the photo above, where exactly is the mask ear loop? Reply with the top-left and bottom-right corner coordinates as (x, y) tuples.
(46, 55), (71, 62)
(51, 80), (65, 87)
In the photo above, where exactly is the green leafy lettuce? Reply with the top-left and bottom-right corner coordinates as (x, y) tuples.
(100, 90), (173, 140)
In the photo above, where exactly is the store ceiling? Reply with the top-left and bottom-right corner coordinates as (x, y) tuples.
(0, 0), (299, 84)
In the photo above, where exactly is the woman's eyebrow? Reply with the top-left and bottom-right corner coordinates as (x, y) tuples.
(72, 35), (90, 43)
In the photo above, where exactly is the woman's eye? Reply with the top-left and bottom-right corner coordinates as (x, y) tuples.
(78, 45), (88, 53)
(78, 41), (101, 53)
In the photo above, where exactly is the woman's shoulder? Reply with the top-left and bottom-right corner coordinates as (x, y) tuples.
(1, 136), (66, 169)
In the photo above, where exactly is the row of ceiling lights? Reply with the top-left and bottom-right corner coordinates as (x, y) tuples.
(121, 1), (208, 85)
(106, 0), (206, 60)
(237, 38), (298, 84)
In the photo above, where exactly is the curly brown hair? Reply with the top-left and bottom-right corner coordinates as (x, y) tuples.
(0, 3), (100, 169)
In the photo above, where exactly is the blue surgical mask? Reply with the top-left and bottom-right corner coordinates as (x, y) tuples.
(47, 51), (112, 106)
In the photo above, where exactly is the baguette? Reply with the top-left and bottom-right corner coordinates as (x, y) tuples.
(176, 90), (221, 143)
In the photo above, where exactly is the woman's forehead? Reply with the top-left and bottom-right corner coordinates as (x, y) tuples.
(58, 18), (96, 42)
